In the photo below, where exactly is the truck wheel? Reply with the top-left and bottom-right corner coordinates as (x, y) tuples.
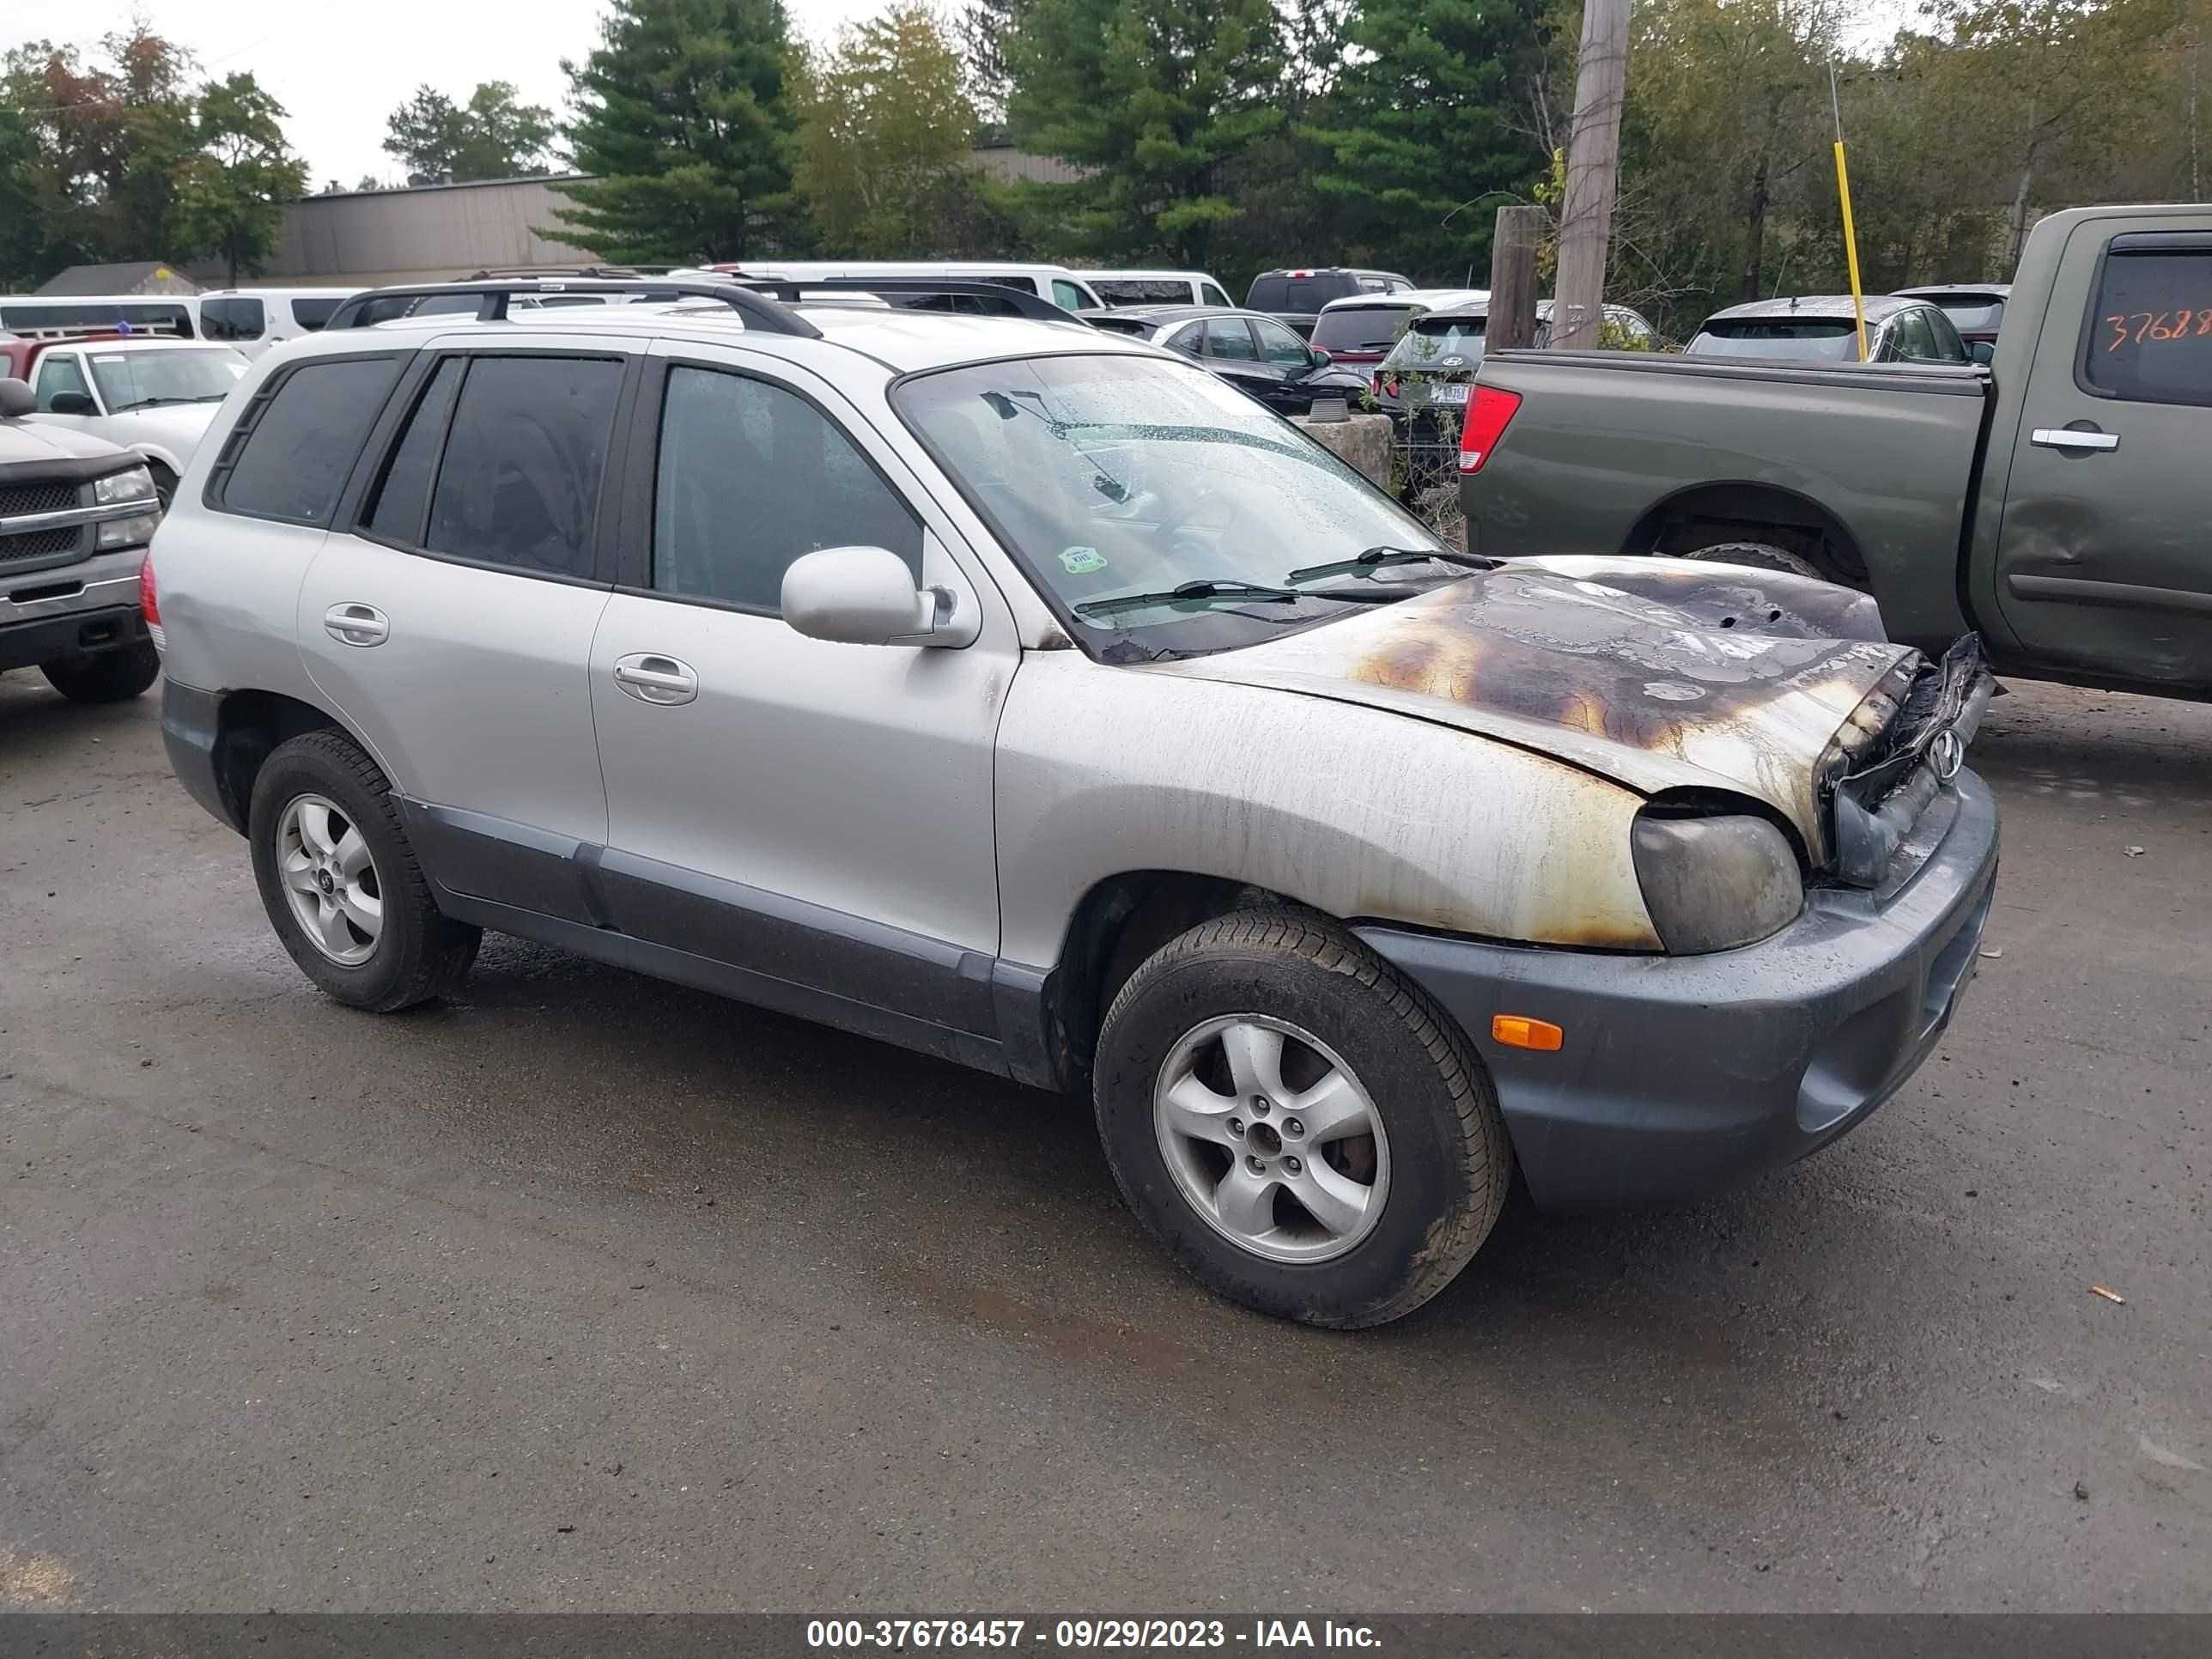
(1676, 540), (1826, 580)
(41, 641), (160, 703)
(1093, 908), (1510, 1328)
(248, 730), (481, 1012)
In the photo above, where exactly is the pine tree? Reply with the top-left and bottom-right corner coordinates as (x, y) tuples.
(1007, 0), (1284, 267)
(556, 0), (796, 264)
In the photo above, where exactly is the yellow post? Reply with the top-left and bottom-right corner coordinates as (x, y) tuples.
(1833, 138), (1869, 363)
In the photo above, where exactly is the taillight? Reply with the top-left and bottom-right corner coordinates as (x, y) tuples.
(1370, 369), (1383, 396)
(1458, 386), (1522, 474)
(139, 554), (163, 653)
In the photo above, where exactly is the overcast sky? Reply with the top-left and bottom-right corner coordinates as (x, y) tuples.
(14, 1), (1917, 190)
(10, 0), (885, 188)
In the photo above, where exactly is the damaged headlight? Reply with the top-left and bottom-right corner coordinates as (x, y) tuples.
(1632, 810), (1803, 955)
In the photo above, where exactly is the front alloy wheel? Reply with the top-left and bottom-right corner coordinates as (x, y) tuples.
(1154, 1015), (1390, 1264)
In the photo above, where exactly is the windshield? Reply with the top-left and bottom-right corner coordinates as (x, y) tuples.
(1687, 320), (1860, 360)
(1385, 318), (1487, 369)
(1310, 306), (1414, 354)
(894, 354), (1460, 659)
(85, 347), (246, 410)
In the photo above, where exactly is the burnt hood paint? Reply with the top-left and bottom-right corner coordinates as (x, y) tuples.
(1150, 554), (1917, 863)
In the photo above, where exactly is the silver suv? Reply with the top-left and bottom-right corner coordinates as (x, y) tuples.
(153, 283), (1999, 1328)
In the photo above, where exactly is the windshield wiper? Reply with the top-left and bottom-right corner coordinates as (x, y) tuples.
(1074, 578), (1409, 619)
(1284, 544), (1502, 585)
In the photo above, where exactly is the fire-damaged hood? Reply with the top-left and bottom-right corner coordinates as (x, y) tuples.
(1149, 554), (1920, 865)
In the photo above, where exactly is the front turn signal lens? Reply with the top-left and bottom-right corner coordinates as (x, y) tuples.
(1492, 1014), (1565, 1052)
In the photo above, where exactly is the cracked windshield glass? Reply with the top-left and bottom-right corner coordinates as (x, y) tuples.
(896, 354), (1467, 658)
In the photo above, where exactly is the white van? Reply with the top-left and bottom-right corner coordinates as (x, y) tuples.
(0, 294), (200, 340)
(676, 261), (1107, 313)
(195, 288), (362, 357)
(1078, 269), (1234, 308)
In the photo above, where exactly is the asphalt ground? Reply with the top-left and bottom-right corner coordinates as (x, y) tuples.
(1, 672), (2204, 1612)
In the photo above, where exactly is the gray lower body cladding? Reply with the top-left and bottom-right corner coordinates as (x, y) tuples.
(1358, 769), (2000, 1210)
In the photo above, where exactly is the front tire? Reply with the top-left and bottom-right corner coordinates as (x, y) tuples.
(248, 730), (480, 1011)
(1093, 909), (1510, 1328)
(41, 641), (160, 703)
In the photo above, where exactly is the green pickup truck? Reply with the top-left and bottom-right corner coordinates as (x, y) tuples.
(1460, 204), (2212, 698)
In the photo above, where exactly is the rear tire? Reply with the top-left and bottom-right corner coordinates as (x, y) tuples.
(41, 641), (160, 703)
(1093, 908), (1510, 1328)
(1674, 540), (1826, 580)
(248, 730), (480, 1012)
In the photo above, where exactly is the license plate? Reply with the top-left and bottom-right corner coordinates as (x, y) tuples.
(1432, 383), (1469, 404)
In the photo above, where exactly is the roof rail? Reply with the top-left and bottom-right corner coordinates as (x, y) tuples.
(715, 275), (1079, 325)
(461, 264), (676, 280)
(319, 277), (823, 339)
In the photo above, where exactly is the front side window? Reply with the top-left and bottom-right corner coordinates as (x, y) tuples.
(1200, 283), (1230, 307)
(1052, 279), (1087, 311)
(426, 356), (623, 580)
(2082, 246), (2212, 406)
(895, 354), (1456, 660)
(83, 348), (245, 411)
(200, 296), (266, 342)
(33, 353), (91, 410)
(1203, 318), (1258, 361)
(1893, 311), (1940, 362)
(653, 365), (922, 613)
(1924, 308), (1969, 362)
(1255, 318), (1315, 368)
(215, 356), (405, 525)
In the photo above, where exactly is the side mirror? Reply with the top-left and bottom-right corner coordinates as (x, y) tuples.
(1309, 346), (1333, 368)
(48, 391), (96, 416)
(1969, 340), (1995, 366)
(0, 378), (31, 417)
(781, 545), (975, 648)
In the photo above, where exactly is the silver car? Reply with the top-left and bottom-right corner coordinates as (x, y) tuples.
(152, 283), (1998, 1328)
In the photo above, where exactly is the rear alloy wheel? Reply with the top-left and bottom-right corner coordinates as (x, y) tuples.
(249, 730), (480, 1011)
(1095, 908), (1510, 1328)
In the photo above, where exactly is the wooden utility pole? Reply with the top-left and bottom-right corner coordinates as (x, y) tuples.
(1486, 205), (1544, 350)
(1551, 0), (1629, 349)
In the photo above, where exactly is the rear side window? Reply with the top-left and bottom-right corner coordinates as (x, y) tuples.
(290, 295), (344, 331)
(211, 356), (404, 525)
(2082, 246), (2212, 407)
(426, 356), (623, 580)
(200, 296), (266, 342)
(652, 364), (922, 613)
(363, 356), (465, 544)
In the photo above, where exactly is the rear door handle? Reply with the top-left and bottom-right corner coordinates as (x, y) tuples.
(613, 652), (698, 706)
(2030, 427), (2120, 453)
(323, 603), (388, 647)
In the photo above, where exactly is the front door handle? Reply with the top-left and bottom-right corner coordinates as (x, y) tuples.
(612, 652), (698, 706)
(323, 603), (388, 647)
(2030, 427), (2120, 453)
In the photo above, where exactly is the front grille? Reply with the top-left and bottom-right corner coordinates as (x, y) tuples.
(0, 526), (83, 562)
(1828, 635), (1993, 886)
(0, 479), (82, 519)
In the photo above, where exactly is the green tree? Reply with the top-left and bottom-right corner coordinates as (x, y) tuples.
(793, 5), (981, 255)
(1007, 0), (1285, 268)
(384, 81), (554, 184)
(1306, 0), (1549, 283)
(556, 0), (798, 264)
(957, 0), (1028, 119)
(178, 72), (307, 282)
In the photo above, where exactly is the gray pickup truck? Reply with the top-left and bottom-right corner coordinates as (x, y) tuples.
(1461, 204), (2212, 698)
(1, 376), (164, 703)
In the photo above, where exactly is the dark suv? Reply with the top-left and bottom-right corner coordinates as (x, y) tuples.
(1244, 268), (1416, 340)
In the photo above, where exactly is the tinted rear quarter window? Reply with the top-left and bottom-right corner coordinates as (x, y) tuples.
(426, 356), (623, 580)
(200, 297), (266, 342)
(2082, 247), (2212, 407)
(213, 356), (404, 525)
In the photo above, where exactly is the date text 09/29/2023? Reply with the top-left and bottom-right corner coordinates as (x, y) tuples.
(805, 1618), (1383, 1650)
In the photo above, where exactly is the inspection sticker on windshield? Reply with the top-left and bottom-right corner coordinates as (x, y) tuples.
(1060, 546), (1108, 575)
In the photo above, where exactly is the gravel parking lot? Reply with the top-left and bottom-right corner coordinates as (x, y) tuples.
(2, 672), (2205, 1613)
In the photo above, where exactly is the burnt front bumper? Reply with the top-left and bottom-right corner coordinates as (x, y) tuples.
(1358, 769), (1999, 1210)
